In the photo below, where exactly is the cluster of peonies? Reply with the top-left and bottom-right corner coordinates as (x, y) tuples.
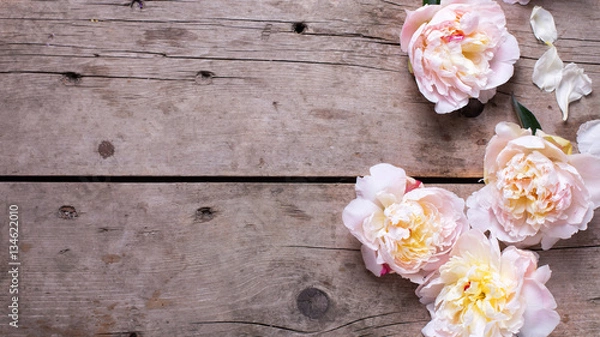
(342, 121), (600, 336)
(342, 0), (598, 335)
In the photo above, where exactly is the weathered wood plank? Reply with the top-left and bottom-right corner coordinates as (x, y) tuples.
(0, 183), (598, 336)
(1, 0), (599, 177)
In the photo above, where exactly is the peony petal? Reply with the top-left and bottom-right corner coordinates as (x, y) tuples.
(530, 6), (558, 45)
(577, 119), (600, 156)
(360, 245), (388, 277)
(434, 95), (467, 114)
(355, 163), (407, 204)
(486, 33), (521, 89)
(400, 5), (441, 53)
(478, 88), (496, 104)
(555, 63), (593, 121)
(532, 45), (563, 92)
(569, 153), (600, 209)
(539, 236), (561, 251)
(520, 277), (560, 337)
(531, 264), (552, 284)
(342, 198), (381, 246)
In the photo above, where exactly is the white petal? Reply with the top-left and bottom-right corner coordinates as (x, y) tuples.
(532, 46), (563, 92)
(555, 63), (593, 121)
(530, 6), (558, 45)
(577, 119), (600, 156)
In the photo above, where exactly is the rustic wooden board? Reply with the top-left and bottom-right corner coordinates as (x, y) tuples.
(0, 183), (598, 336)
(1, 0), (599, 177)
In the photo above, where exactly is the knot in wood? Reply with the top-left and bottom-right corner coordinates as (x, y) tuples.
(61, 72), (83, 86)
(98, 141), (115, 159)
(58, 205), (78, 219)
(292, 22), (308, 34)
(297, 287), (329, 319)
(195, 207), (215, 223)
(195, 71), (215, 85)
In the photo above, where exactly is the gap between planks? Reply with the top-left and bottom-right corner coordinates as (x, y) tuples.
(0, 175), (483, 184)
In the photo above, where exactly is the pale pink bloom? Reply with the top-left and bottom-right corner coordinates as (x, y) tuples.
(417, 229), (560, 337)
(467, 122), (600, 249)
(400, 0), (520, 114)
(342, 163), (468, 283)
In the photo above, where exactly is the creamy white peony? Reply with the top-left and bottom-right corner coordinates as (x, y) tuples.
(400, 0), (520, 114)
(417, 229), (560, 337)
(467, 122), (600, 249)
(342, 163), (468, 283)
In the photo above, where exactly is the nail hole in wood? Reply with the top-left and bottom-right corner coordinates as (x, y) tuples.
(61, 72), (82, 86)
(195, 207), (215, 223)
(458, 98), (485, 118)
(58, 206), (78, 219)
(130, 0), (144, 9)
(292, 22), (308, 34)
(98, 140), (115, 159)
(297, 287), (329, 319)
(129, 332), (140, 337)
(195, 71), (215, 85)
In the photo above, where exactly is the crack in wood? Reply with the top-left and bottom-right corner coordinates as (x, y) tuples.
(189, 320), (317, 334)
(353, 318), (430, 332)
(530, 244), (600, 252)
(322, 311), (411, 333)
(379, 0), (404, 7)
(282, 245), (360, 252)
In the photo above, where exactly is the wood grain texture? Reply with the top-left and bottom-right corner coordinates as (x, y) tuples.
(1, 0), (599, 177)
(0, 183), (598, 336)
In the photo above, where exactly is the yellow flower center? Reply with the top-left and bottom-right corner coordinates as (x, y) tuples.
(381, 200), (441, 265)
(415, 10), (495, 82)
(496, 152), (570, 228)
(436, 255), (516, 334)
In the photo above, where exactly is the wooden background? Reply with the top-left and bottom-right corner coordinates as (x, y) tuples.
(1, 0), (599, 336)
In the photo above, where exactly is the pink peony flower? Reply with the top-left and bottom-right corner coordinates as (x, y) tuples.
(417, 229), (560, 337)
(467, 122), (600, 249)
(342, 163), (468, 283)
(400, 0), (520, 114)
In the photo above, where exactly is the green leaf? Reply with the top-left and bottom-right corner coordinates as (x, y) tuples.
(423, 0), (440, 5)
(512, 94), (542, 134)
